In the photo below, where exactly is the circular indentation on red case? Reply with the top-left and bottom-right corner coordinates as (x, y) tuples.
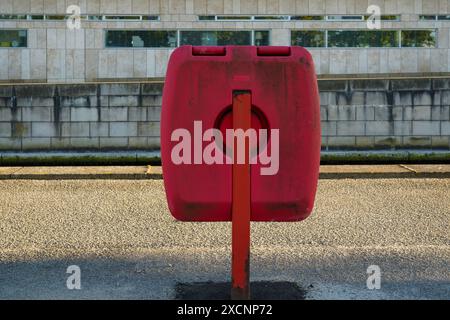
(214, 105), (270, 158)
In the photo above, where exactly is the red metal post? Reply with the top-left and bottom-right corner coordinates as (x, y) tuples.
(231, 91), (251, 300)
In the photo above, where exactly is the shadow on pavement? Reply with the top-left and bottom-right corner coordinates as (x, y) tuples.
(175, 281), (307, 300)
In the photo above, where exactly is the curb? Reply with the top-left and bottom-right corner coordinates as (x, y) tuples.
(1, 151), (450, 166)
(318, 172), (450, 179)
(0, 173), (163, 180)
(0, 166), (163, 180)
(320, 150), (450, 164)
(1, 165), (450, 180)
(0, 151), (161, 166)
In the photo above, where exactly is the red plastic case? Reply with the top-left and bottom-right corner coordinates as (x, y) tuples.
(161, 46), (321, 222)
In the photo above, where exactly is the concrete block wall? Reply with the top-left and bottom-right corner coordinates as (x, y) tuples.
(320, 79), (450, 150)
(0, 78), (449, 152)
(0, 83), (161, 151)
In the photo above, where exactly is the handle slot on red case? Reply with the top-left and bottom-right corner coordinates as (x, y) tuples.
(257, 46), (291, 56)
(192, 46), (227, 56)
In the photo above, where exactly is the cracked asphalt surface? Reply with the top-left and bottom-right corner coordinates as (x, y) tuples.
(0, 178), (449, 299)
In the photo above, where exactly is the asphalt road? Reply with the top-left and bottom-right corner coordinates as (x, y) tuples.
(0, 178), (449, 299)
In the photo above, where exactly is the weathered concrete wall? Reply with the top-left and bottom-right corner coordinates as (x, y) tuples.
(320, 78), (450, 150)
(0, 78), (449, 152)
(0, 83), (161, 151)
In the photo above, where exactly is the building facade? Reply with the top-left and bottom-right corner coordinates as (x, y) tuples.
(0, 0), (449, 81)
(0, 0), (449, 156)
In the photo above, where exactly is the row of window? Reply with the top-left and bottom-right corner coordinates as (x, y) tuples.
(2, 14), (450, 23)
(292, 30), (436, 48)
(107, 29), (437, 48)
(0, 14), (159, 21)
(0, 14), (402, 22)
(419, 15), (450, 21)
(0, 29), (436, 49)
(199, 15), (400, 21)
(105, 30), (269, 47)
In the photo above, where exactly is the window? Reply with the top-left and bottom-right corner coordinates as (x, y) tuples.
(0, 30), (27, 48)
(327, 15), (364, 21)
(142, 16), (160, 21)
(419, 15), (437, 20)
(254, 16), (290, 20)
(379, 15), (400, 21)
(30, 15), (45, 20)
(198, 15), (399, 22)
(0, 14), (159, 21)
(328, 30), (398, 47)
(87, 15), (103, 21)
(104, 15), (141, 21)
(105, 30), (269, 48)
(102, 15), (159, 21)
(105, 30), (177, 48)
(198, 15), (253, 21)
(401, 30), (436, 48)
(0, 14), (28, 20)
(198, 16), (216, 21)
(291, 29), (435, 48)
(291, 31), (326, 47)
(45, 15), (66, 20)
(254, 31), (270, 46)
(180, 31), (252, 46)
(179, 30), (269, 46)
(199, 15), (287, 21)
(419, 15), (450, 21)
(217, 16), (252, 21)
(291, 16), (324, 21)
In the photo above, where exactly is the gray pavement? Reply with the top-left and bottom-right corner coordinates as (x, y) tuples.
(0, 177), (449, 299)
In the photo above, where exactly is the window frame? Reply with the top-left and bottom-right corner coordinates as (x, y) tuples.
(104, 29), (270, 48)
(326, 15), (365, 21)
(290, 29), (437, 49)
(0, 29), (28, 48)
(291, 30), (327, 48)
(400, 29), (437, 48)
(326, 29), (401, 48)
(178, 29), (270, 46)
(197, 15), (400, 22)
(0, 14), (160, 21)
(104, 29), (178, 49)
